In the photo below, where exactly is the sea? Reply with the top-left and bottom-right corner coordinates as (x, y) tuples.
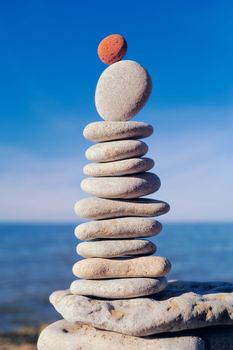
(0, 223), (233, 332)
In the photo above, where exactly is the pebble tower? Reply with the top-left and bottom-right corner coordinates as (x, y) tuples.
(72, 34), (171, 298)
(38, 34), (172, 349)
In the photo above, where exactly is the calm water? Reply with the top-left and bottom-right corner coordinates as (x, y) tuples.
(0, 223), (233, 331)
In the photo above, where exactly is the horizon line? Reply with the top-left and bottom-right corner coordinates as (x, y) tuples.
(1, 220), (233, 225)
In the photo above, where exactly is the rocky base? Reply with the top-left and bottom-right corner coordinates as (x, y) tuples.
(1, 324), (233, 350)
(36, 281), (233, 349)
(38, 320), (205, 350)
(49, 281), (233, 336)
(37, 321), (233, 350)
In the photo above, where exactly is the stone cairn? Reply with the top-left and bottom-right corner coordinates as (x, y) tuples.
(38, 35), (233, 350)
(71, 34), (171, 300)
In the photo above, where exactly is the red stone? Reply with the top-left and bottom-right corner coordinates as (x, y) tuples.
(98, 34), (127, 65)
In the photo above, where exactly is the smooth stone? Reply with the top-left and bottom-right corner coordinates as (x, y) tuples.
(83, 121), (153, 142)
(95, 60), (152, 121)
(75, 217), (162, 240)
(84, 157), (154, 177)
(76, 239), (156, 258)
(38, 320), (205, 350)
(72, 256), (171, 279)
(81, 173), (160, 199)
(70, 277), (167, 299)
(97, 34), (127, 65)
(49, 281), (233, 337)
(74, 198), (170, 220)
(85, 140), (148, 162)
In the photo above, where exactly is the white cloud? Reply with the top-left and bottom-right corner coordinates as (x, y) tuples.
(1, 106), (233, 222)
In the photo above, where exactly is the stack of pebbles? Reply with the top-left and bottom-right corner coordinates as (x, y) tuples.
(38, 34), (175, 350)
(38, 35), (233, 350)
(71, 34), (171, 299)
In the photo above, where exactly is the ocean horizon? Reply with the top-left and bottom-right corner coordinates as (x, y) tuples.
(1, 222), (233, 332)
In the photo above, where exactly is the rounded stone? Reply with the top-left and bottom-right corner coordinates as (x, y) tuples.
(83, 121), (153, 142)
(72, 256), (171, 279)
(84, 158), (154, 177)
(70, 277), (167, 299)
(76, 239), (156, 258)
(74, 197), (170, 220)
(95, 60), (152, 121)
(81, 173), (160, 199)
(38, 320), (205, 350)
(85, 140), (148, 162)
(97, 34), (127, 65)
(75, 217), (162, 241)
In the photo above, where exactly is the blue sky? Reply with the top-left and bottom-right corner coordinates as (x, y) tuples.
(1, 0), (233, 222)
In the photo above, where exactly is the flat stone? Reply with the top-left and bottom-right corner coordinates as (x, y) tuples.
(49, 281), (233, 337)
(84, 157), (154, 177)
(74, 198), (170, 220)
(70, 277), (167, 299)
(83, 121), (153, 142)
(38, 320), (205, 350)
(76, 239), (156, 258)
(72, 256), (171, 279)
(85, 140), (148, 162)
(75, 217), (162, 240)
(95, 60), (152, 121)
(81, 173), (160, 199)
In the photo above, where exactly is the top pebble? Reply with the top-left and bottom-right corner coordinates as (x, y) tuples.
(98, 34), (127, 65)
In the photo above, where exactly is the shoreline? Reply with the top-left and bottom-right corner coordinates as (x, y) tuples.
(0, 324), (47, 350)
